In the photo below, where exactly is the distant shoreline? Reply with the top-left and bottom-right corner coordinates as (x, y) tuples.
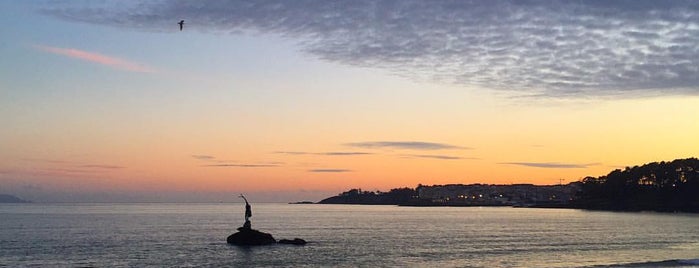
(315, 158), (699, 213)
(0, 194), (31, 203)
(312, 202), (699, 214)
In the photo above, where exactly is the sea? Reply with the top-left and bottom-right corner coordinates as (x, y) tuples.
(1, 203), (699, 267)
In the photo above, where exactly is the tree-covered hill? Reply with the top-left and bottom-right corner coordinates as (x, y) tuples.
(575, 158), (699, 212)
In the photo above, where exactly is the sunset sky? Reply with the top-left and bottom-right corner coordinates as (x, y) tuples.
(1, 1), (698, 202)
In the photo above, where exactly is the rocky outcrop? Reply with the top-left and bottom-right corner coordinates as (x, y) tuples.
(226, 228), (309, 246)
(226, 227), (276, 246)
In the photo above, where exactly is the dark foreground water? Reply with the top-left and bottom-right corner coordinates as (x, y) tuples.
(1, 204), (699, 267)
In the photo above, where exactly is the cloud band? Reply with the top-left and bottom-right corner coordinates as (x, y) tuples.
(41, 1), (699, 97)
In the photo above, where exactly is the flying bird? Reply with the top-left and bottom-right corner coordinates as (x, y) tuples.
(178, 20), (184, 31)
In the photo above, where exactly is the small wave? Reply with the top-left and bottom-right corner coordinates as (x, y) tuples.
(582, 258), (699, 267)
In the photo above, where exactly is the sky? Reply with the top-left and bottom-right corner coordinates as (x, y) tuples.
(1, 0), (698, 202)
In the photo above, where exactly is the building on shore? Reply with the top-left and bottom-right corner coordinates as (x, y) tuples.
(416, 183), (580, 207)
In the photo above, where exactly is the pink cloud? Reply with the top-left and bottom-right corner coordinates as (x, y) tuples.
(34, 45), (156, 73)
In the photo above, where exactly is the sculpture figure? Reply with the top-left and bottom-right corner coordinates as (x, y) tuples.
(239, 194), (252, 229)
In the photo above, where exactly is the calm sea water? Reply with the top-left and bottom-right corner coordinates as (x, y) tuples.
(1, 203), (699, 267)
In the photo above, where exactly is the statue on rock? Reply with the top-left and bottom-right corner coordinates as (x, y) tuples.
(226, 194), (306, 246)
(227, 194), (276, 245)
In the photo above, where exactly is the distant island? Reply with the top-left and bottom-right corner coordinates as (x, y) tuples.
(0, 194), (31, 203)
(319, 158), (699, 213)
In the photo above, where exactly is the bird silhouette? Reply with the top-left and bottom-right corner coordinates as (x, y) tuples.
(178, 20), (185, 31)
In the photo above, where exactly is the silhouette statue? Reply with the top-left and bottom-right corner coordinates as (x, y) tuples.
(239, 194), (252, 229)
(178, 20), (185, 31)
(227, 194), (306, 246)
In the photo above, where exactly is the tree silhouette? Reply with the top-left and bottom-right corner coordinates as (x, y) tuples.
(575, 158), (699, 212)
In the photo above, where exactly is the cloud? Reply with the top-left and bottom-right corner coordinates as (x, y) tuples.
(191, 154), (232, 163)
(320, 152), (372, 156)
(80, 164), (124, 169)
(346, 141), (468, 150)
(21, 158), (72, 164)
(275, 151), (371, 156)
(41, 1), (699, 98)
(499, 162), (600, 169)
(33, 45), (156, 73)
(275, 151), (310, 155)
(15, 159), (125, 173)
(46, 168), (103, 174)
(407, 154), (478, 160)
(1, 166), (118, 178)
(204, 164), (280, 168)
(191, 155), (216, 160)
(308, 169), (352, 173)
(191, 154), (281, 167)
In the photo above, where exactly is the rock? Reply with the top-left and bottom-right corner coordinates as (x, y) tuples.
(227, 228), (276, 246)
(278, 238), (307, 245)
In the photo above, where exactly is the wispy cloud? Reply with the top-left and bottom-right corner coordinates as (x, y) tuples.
(308, 169), (352, 173)
(20, 158), (125, 171)
(275, 151), (371, 156)
(2, 163), (125, 178)
(191, 155), (216, 160)
(41, 1), (699, 98)
(45, 168), (103, 174)
(346, 141), (468, 150)
(204, 164), (280, 168)
(192, 154), (282, 167)
(80, 164), (124, 169)
(21, 158), (72, 164)
(33, 45), (156, 73)
(275, 151), (310, 155)
(406, 154), (478, 160)
(320, 152), (372, 156)
(499, 162), (600, 169)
